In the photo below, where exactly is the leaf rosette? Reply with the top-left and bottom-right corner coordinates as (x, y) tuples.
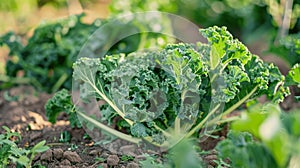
(46, 26), (289, 151)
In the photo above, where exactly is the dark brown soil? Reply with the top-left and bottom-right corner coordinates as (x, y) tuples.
(0, 85), (224, 168)
(0, 81), (300, 168)
(0, 86), (105, 167)
(1, 83), (298, 167)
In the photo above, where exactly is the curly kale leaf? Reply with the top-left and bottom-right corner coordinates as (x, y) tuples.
(285, 63), (300, 87)
(216, 130), (278, 168)
(130, 122), (149, 137)
(72, 44), (207, 142)
(0, 32), (23, 56)
(199, 26), (289, 104)
(45, 89), (81, 128)
(158, 43), (203, 121)
(200, 26), (251, 69)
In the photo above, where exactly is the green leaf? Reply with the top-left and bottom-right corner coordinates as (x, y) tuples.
(16, 155), (30, 166)
(2, 139), (17, 146)
(262, 131), (290, 168)
(286, 63), (300, 86)
(130, 123), (149, 138)
(232, 103), (281, 139)
(270, 32), (300, 67)
(230, 103), (292, 167)
(168, 138), (203, 168)
(45, 89), (81, 128)
(216, 130), (278, 168)
(31, 140), (49, 153)
(59, 131), (71, 143)
(282, 110), (300, 137)
(210, 45), (221, 69)
(139, 154), (166, 168)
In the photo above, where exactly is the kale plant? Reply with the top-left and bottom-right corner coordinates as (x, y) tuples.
(1, 14), (99, 92)
(46, 26), (289, 148)
(216, 130), (278, 168)
(217, 103), (300, 168)
(0, 126), (49, 168)
(0, 13), (166, 92)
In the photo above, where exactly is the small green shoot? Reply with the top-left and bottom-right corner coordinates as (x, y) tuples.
(59, 131), (71, 143)
(120, 155), (134, 162)
(0, 126), (49, 168)
(95, 157), (106, 163)
(83, 133), (92, 140)
(3, 91), (19, 101)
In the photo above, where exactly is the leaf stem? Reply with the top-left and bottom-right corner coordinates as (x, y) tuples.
(142, 136), (170, 148)
(206, 115), (241, 127)
(77, 110), (141, 144)
(185, 85), (258, 139)
(185, 104), (221, 138)
(90, 83), (134, 126)
(209, 85), (258, 124)
(273, 81), (283, 95)
(153, 124), (171, 137)
(174, 117), (181, 135)
(51, 73), (68, 93)
(78, 66), (134, 126)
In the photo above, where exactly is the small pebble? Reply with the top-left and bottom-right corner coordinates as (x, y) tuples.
(24, 96), (39, 105)
(134, 155), (146, 162)
(9, 101), (18, 107)
(204, 154), (217, 160)
(40, 149), (53, 162)
(53, 148), (64, 160)
(107, 155), (120, 166)
(204, 154), (218, 167)
(120, 145), (137, 156)
(61, 159), (71, 166)
(126, 162), (139, 168)
(63, 151), (83, 163)
(101, 151), (110, 158)
(89, 149), (101, 156)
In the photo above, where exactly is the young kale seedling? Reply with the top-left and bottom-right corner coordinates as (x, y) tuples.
(0, 126), (49, 168)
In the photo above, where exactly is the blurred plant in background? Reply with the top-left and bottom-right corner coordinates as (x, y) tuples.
(0, 0), (110, 75)
(0, 0), (64, 34)
(0, 12), (173, 92)
(109, 0), (300, 81)
(269, 32), (300, 68)
(110, 0), (299, 41)
(0, 0), (110, 34)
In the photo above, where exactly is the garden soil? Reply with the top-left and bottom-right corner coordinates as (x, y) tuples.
(1, 84), (297, 167)
(0, 85), (224, 168)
